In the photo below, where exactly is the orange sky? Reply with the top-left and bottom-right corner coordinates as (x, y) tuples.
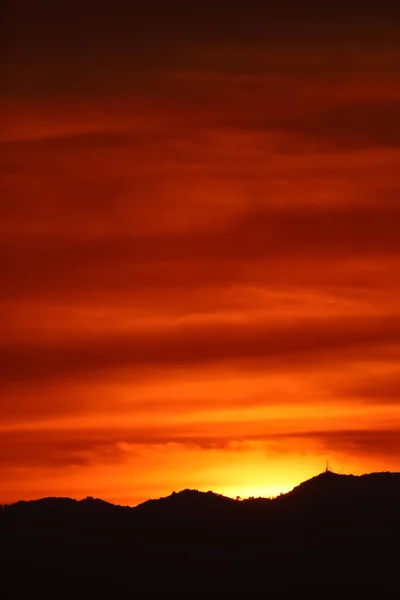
(2, 1), (400, 505)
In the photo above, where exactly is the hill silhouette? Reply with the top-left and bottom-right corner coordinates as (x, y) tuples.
(2, 471), (400, 596)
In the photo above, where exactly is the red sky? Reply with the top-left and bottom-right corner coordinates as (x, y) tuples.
(2, 1), (400, 505)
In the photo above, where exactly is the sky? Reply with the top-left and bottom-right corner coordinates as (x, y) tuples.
(2, 1), (400, 505)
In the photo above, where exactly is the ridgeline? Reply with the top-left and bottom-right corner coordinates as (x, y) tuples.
(2, 471), (400, 595)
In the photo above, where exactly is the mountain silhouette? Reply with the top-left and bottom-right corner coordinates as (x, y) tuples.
(287, 469), (400, 498)
(135, 488), (238, 516)
(2, 471), (400, 596)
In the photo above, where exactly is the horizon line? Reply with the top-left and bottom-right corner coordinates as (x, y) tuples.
(3, 468), (399, 508)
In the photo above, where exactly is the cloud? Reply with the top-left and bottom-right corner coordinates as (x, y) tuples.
(2, 200), (400, 301)
(0, 429), (128, 468)
(2, 422), (400, 471)
(2, 121), (400, 301)
(297, 429), (400, 460)
(339, 372), (400, 404)
(1, 313), (400, 386)
(3, 0), (400, 98)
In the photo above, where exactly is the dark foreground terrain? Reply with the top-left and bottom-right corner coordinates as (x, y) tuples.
(2, 471), (400, 596)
